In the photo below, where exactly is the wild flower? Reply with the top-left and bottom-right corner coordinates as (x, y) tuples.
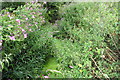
(24, 34), (27, 38)
(43, 76), (49, 78)
(33, 12), (36, 14)
(69, 66), (74, 68)
(9, 36), (15, 40)
(35, 22), (38, 24)
(30, 7), (33, 10)
(23, 15), (26, 17)
(25, 18), (28, 20)
(29, 24), (32, 26)
(16, 19), (20, 25)
(40, 13), (42, 15)
(26, 7), (29, 10)
(8, 15), (10, 17)
(31, 1), (35, 4)
(8, 15), (13, 19)
(0, 40), (2, 42)
(7, 12), (10, 14)
(32, 15), (35, 18)
(40, 16), (43, 19)
(18, 27), (22, 29)
(21, 29), (26, 33)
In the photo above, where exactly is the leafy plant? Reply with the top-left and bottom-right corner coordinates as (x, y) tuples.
(1, 2), (119, 79)
(52, 2), (119, 78)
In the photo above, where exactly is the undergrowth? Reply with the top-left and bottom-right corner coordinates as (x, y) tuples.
(0, 2), (119, 79)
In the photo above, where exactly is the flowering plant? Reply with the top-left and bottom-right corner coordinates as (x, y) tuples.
(0, 2), (47, 75)
(1, 2), (46, 41)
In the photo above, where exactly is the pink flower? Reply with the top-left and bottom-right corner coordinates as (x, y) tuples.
(31, 1), (35, 4)
(0, 40), (2, 42)
(33, 12), (36, 14)
(30, 8), (33, 10)
(35, 22), (38, 24)
(25, 18), (28, 20)
(7, 12), (10, 14)
(21, 29), (26, 33)
(44, 76), (49, 78)
(18, 27), (22, 29)
(36, 0), (38, 2)
(26, 7), (29, 10)
(40, 13), (42, 15)
(69, 66), (74, 68)
(29, 24), (32, 26)
(40, 16), (43, 18)
(24, 34), (27, 38)
(23, 15), (26, 17)
(9, 36), (15, 40)
(0, 26), (2, 28)
(16, 19), (20, 25)
(8, 15), (11, 17)
(16, 19), (20, 23)
(8, 15), (13, 19)
(32, 15), (35, 18)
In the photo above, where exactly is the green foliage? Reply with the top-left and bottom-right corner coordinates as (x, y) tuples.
(43, 2), (66, 23)
(3, 29), (53, 78)
(1, 2), (46, 41)
(1, 2), (25, 10)
(1, 2), (50, 78)
(52, 2), (120, 78)
(1, 2), (119, 79)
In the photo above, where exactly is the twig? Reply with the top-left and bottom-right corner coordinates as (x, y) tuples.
(107, 47), (118, 58)
(109, 34), (120, 54)
(90, 56), (110, 80)
(105, 49), (116, 62)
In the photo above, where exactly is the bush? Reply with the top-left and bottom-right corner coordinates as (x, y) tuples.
(0, 2), (119, 79)
(1, 2), (51, 78)
(2, 28), (53, 78)
(52, 2), (120, 78)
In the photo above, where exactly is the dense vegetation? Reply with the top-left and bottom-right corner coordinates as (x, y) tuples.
(0, 1), (120, 79)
